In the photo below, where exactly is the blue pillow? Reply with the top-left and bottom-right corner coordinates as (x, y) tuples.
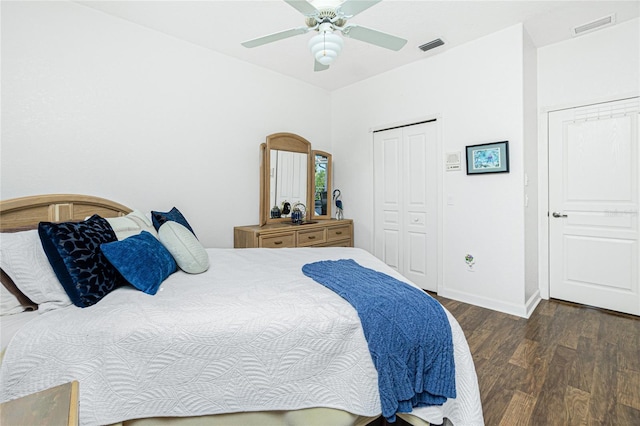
(101, 231), (176, 295)
(151, 207), (196, 237)
(38, 215), (125, 308)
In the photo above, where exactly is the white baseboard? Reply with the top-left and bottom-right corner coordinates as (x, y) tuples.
(524, 289), (542, 318)
(439, 288), (542, 318)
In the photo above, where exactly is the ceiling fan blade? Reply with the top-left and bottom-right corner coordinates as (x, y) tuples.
(341, 24), (407, 51)
(314, 60), (329, 72)
(284, 0), (318, 17)
(337, 0), (381, 18)
(242, 27), (309, 48)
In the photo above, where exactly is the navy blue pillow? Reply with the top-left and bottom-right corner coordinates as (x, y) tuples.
(151, 207), (196, 237)
(101, 231), (176, 295)
(38, 215), (125, 308)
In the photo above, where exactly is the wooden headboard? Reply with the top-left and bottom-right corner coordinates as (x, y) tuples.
(0, 194), (132, 231)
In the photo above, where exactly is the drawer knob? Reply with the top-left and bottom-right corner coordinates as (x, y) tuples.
(274, 241), (283, 245)
(308, 236), (316, 240)
(335, 231), (342, 235)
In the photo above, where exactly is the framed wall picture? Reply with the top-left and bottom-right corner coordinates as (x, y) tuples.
(465, 141), (509, 175)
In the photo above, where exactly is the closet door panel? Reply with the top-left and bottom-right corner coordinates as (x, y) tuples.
(374, 129), (402, 269)
(383, 139), (401, 204)
(383, 229), (401, 270)
(407, 231), (427, 277)
(406, 132), (428, 205)
(403, 125), (435, 289)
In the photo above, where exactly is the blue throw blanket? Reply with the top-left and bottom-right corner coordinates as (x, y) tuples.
(302, 259), (456, 422)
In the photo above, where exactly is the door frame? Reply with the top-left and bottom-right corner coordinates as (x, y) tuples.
(369, 114), (443, 294)
(539, 93), (640, 301)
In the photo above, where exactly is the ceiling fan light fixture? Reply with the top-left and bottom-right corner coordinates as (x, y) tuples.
(316, 50), (337, 65)
(310, 39), (343, 56)
(308, 29), (344, 66)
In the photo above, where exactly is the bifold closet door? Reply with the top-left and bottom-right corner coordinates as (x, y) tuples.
(373, 121), (438, 291)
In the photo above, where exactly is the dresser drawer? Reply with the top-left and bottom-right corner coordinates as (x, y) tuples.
(234, 220), (353, 249)
(259, 232), (295, 248)
(322, 240), (352, 248)
(297, 228), (326, 247)
(327, 225), (351, 242)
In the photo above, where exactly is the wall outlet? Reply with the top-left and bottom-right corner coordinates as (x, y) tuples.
(464, 254), (475, 272)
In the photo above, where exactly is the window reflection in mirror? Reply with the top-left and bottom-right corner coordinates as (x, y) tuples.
(314, 154), (328, 215)
(312, 151), (331, 219)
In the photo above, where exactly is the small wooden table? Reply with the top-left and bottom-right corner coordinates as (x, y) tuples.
(0, 381), (78, 426)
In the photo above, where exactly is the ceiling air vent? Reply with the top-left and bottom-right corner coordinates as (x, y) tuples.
(419, 38), (444, 52)
(572, 14), (616, 37)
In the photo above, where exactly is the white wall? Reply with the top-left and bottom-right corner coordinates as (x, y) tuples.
(0, 1), (332, 248)
(332, 25), (531, 316)
(538, 17), (640, 109)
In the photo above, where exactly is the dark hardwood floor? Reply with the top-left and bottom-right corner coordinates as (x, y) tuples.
(432, 294), (640, 426)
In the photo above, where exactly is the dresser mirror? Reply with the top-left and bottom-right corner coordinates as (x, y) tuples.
(261, 133), (312, 225)
(260, 133), (333, 226)
(312, 151), (332, 220)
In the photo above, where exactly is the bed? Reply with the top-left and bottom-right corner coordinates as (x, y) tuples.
(0, 194), (483, 426)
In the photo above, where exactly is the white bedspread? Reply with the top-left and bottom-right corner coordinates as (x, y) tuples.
(0, 310), (39, 354)
(0, 248), (482, 425)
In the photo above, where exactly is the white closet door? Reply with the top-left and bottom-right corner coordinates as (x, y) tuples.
(374, 121), (438, 291)
(403, 123), (438, 290)
(374, 128), (402, 271)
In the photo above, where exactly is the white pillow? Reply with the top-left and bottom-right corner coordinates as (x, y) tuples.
(106, 210), (158, 240)
(0, 230), (72, 312)
(1, 284), (24, 315)
(158, 221), (209, 274)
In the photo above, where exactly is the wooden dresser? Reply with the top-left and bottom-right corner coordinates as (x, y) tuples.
(234, 219), (353, 248)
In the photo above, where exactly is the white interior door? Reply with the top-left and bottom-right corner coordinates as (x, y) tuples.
(373, 121), (438, 291)
(549, 98), (639, 315)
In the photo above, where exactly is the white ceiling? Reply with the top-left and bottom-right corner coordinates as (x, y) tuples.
(76, 0), (640, 91)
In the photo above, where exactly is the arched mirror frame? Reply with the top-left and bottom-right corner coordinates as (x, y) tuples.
(311, 150), (332, 220)
(261, 133), (313, 225)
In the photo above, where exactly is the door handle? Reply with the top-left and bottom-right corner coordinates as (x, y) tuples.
(552, 212), (568, 218)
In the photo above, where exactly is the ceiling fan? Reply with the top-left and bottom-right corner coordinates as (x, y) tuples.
(241, 0), (407, 72)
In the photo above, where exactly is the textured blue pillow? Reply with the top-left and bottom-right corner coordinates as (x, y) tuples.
(38, 215), (125, 308)
(101, 231), (176, 295)
(151, 207), (196, 237)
